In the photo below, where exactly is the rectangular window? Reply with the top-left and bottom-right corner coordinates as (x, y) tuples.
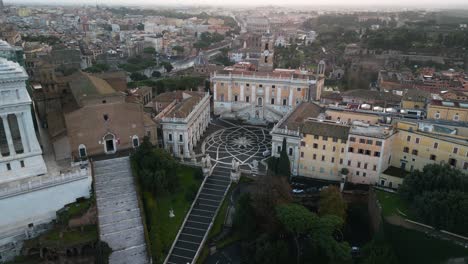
(341, 139), (347, 144)
(340, 159), (343, 164)
(363, 172), (367, 177)
(333, 137), (338, 142)
(283, 99), (287, 106)
(376, 141), (382, 146)
(348, 147), (354, 153)
(331, 157), (335, 163)
(20, 160), (25, 168)
(332, 146), (336, 152)
(168, 134), (173, 141)
(350, 137), (356, 142)
(246, 83), (250, 87)
(365, 150), (371, 155)
(277, 146), (281, 153)
(301, 152), (304, 158)
(367, 140), (373, 145)
(430, 154), (436, 161)
(403, 147), (409, 153)
(374, 151), (381, 157)
(179, 135), (183, 142)
(323, 136), (328, 141)
(415, 138), (420, 144)
(313, 143), (318, 149)
(407, 135), (411, 142)
(358, 149), (364, 154)
(313, 154), (317, 160)
(289, 148), (293, 156)
(464, 162), (468, 170)
(453, 147), (458, 154)
(246, 96), (250, 102)
(433, 142), (438, 149)
(347, 160), (351, 166)
(321, 155), (325, 161)
(322, 145), (326, 150)
(234, 95), (238, 101)
(373, 165), (377, 171)
(364, 163), (368, 169)
(301, 141), (305, 147)
(359, 138), (365, 143)
(357, 162), (361, 168)
(6, 163), (11, 170)
(341, 148), (344, 153)
(449, 158), (457, 166)
(314, 135), (319, 140)
(356, 171), (360, 176)
(297, 87), (301, 91)
(412, 149), (418, 156)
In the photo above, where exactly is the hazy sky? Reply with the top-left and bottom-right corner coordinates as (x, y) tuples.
(6, 0), (468, 7)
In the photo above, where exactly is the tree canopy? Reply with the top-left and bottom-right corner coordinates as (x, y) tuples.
(318, 186), (347, 222)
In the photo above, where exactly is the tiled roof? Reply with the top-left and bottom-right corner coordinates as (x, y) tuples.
(279, 102), (323, 131)
(302, 120), (350, 140)
(69, 71), (118, 105)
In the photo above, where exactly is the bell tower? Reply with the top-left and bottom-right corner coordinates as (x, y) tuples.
(258, 34), (274, 72)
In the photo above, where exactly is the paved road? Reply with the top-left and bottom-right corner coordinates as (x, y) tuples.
(94, 157), (149, 264)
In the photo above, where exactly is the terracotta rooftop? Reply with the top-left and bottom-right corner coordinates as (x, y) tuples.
(155, 91), (206, 119)
(279, 102), (323, 131)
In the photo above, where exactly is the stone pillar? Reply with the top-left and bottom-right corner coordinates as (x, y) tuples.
(293, 146), (300, 176)
(213, 83), (217, 101)
(277, 87), (281, 105)
(183, 132), (190, 158)
(1, 114), (16, 156)
(240, 85), (244, 101)
(228, 84), (232, 102)
(15, 112), (30, 153)
(265, 86), (270, 105)
(288, 88), (293, 106)
(24, 110), (41, 152)
(251, 85), (256, 106)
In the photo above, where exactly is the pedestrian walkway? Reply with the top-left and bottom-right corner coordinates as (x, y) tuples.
(165, 165), (231, 264)
(93, 156), (149, 264)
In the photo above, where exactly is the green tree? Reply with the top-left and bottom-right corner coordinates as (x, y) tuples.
(276, 203), (316, 264)
(151, 71), (161, 78)
(233, 193), (257, 239)
(172, 45), (184, 53)
(278, 138), (291, 178)
(318, 186), (347, 222)
(361, 240), (399, 264)
(130, 72), (148, 81)
(161, 61), (174, 73)
(136, 23), (144, 31)
(143, 47), (155, 54)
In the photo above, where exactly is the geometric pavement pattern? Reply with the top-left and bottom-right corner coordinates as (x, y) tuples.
(166, 124), (271, 264)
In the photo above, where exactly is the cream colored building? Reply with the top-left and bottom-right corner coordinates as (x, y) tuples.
(427, 100), (468, 122)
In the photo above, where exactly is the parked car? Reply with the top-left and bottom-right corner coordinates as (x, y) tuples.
(292, 189), (304, 194)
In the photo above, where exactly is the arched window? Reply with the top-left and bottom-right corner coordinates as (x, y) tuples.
(103, 134), (116, 154)
(132, 136), (139, 148)
(78, 144), (87, 158)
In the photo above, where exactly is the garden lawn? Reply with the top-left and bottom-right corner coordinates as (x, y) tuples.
(376, 190), (409, 217)
(384, 221), (468, 264)
(144, 166), (202, 264)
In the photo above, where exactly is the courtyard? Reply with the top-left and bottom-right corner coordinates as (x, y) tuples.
(202, 120), (272, 174)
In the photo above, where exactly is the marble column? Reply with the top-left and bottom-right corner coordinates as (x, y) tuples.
(265, 86), (270, 105)
(288, 88), (293, 106)
(16, 112), (30, 153)
(213, 83), (217, 101)
(1, 114), (16, 156)
(24, 110), (41, 152)
(183, 132), (190, 158)
(240, 85), (244, 101)
(228, 84), (232, 102)
(277, 87), (281, 105)
(251, 85), (256, 105)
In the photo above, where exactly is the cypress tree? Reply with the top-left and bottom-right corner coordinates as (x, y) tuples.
(278, 138), (291, 178)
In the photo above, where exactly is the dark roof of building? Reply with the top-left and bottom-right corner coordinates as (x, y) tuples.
(68, 71), (120, 105)
(279, 102), (323, 131)
(302, 120), (350, 140)
(342, 89), (402, 103)
(155, 91), (206, 119)
(402, 89), (430, 102)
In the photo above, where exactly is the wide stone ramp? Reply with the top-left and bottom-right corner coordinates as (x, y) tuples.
(165, 165), (231, 264)
(93, 156), (149, 264)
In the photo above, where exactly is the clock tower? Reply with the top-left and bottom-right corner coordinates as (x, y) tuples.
(258, 34), (274, 72)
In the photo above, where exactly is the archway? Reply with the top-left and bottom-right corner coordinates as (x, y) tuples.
(257, 97), (263, 106)
(103, 134), (116, 154)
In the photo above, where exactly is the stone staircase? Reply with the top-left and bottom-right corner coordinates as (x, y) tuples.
(165, 165), (231, 264)
(93, 157), (149, 264)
